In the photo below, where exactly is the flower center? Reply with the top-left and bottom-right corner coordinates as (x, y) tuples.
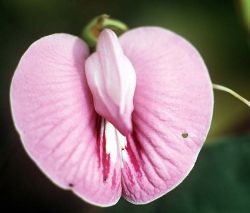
(85, 29), (136, 136)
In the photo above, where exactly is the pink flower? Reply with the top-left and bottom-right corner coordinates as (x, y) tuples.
(10, 27), (213, 206)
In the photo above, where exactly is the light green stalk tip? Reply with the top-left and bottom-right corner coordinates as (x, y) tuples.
(82, 14), (128, 48)
(213, 84), (250, 108)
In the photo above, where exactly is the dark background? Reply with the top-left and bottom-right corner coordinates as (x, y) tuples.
(1, 0), (250, 212)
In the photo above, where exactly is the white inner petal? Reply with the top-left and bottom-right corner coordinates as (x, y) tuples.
(105, 122), (118, 163)
(104, 121), (128, 167)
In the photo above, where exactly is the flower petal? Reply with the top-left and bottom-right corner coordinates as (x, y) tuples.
(10, 34), (121, 206)
(119, 27), (213, 204)
(85, 29), (136, 136)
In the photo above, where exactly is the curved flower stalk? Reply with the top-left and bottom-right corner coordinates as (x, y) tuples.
(10, 23), (214, 206)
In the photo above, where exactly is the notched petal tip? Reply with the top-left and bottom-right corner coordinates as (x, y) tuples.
(85, 29), (136, 136)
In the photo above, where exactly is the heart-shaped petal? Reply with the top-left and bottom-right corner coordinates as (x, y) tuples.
(119, 27), (213, 204)
(10, 34), (122, 206)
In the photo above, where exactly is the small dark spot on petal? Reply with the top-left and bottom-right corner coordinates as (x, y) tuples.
(182, 133), (188, 138)
(68, 183), (74, 187)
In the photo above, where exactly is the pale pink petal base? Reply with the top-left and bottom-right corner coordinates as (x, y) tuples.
(10, 34), (121, 206)
(119, 27), (213, 204)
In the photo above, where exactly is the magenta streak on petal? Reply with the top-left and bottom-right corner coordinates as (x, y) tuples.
(101, 120), (111, 181)
(127, 130), (143, 160)
(95, 116), (111, 181)
(125, 140), (141, 175)
(95, 115), (111, 181)
(95, 115), (102, 168)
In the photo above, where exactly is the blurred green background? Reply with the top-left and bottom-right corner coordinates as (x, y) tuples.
(0, 0), (250, 212)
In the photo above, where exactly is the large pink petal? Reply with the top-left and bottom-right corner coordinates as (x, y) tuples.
(119, 27), (213, 203)
(10, 34), (121, 206)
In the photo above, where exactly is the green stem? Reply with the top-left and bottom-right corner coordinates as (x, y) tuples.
(82, 14), (128, 48)
(213, 83), (250, 108)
